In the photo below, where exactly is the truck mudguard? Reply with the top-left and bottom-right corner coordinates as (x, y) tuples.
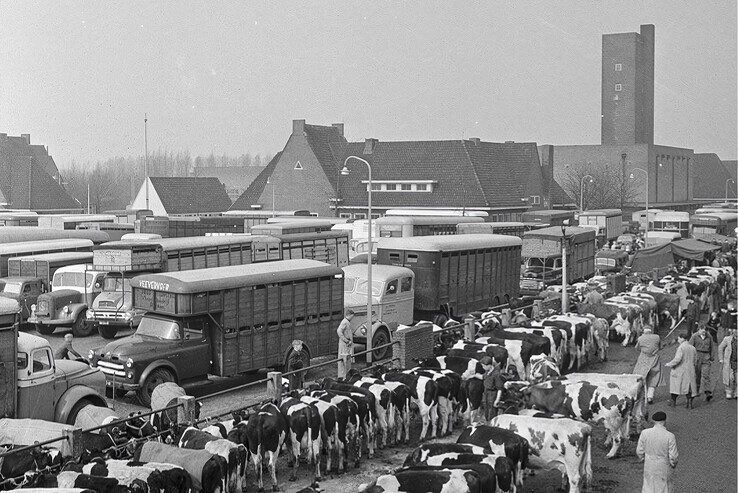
(54, 385), (107, 424)
(138, 359), (179, 388)
(67, 302), (89, 321)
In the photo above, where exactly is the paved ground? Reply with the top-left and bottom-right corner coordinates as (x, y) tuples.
(38, 323), (737, 492)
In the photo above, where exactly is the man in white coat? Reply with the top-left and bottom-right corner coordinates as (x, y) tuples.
(665, 332), (698, 408)
(637, 411), (678, 493)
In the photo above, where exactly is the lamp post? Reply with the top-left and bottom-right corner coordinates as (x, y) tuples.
(726, 179), (735, 200)
(579, 175), (593, 212)
(341, 156), (374, 364)
(629, 167), (649, 245)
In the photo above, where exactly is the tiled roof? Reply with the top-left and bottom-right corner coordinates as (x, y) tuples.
(149, 177), (232, 214)
(303, 124), (347, 190)
(0, 134), (79, 211)
(229, 152), (281, 210)
(693, 154), (736, 199)
(193, 166), (265, 201)
(550, 180), (575, 206)
(334, 140), (541, 209)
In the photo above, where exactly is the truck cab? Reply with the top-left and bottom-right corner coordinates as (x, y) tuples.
(520, 257), (563, 294)
(29, 265), (106, 337)
(341, 264), (414, 360)
(88, 272), (146, 339)
(0, 277), (47, 320)
(0, 298), (107, 424)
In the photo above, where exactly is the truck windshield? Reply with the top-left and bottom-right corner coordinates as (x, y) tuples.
(53, 272), (91, 288)
(103, 276), (132, 293)
(356, 279), (383, 296)
(344, 278), (356, 292)
(136, 317), (180, 340)
(0, 281), (21, 294)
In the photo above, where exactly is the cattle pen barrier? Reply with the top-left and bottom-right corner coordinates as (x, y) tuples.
(0, 298), (553, 462)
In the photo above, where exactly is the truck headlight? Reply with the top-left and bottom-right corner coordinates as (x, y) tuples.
(127, 372), (134, 379)
(538, 282), (545, 289)
(62, 306), (70, 315)
(125, 358), (134, 368)
(360, 325), (367, 336)
(88, 349), (95, 360)
(30, 304), (36, 313)
(87, 310), (95, 319)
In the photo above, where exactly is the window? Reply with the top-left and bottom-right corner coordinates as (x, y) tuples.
(615, 63), (622, 71)
(371, 183), (381, 191)
(294, 161), (303, 170)
(614, 94), (619, 101)
(31, 349), (52, 373)
(401, 276), (413, 292)
(385, 279), (398, 294)
(354, 213), (366, 219)
(389, 252), (401, 263)
(531, 196), (541, 205)
(401, 184), (412, 191)
(371, 214), (381, 220)
(406, 254), (418, 263)
(615, 83), (622, 92)
(17, 352), (28, 370)
(339, 213), (351, 219)
(416, 184), (428, 191)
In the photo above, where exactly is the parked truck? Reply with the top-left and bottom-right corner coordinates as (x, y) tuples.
(29, 264), (107, 337)
(0, 297), (107, 424)
(90, 259), (343, 405)
(520, 226), (596, 294)
(0, 251), (94, 322)
(577, 209), (623, 246)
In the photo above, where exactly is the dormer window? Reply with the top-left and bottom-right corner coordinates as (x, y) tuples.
(361, 180), (436, 192)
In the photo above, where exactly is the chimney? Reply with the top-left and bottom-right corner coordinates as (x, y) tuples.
(468, 137), (481, 146)
(292, 119), (305, 135)
(363, 138), (378, 155)
(21, 134), (30, 145)
(331, 123), (344, 137)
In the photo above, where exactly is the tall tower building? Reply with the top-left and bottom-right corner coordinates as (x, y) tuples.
(601, 24), (655, 145)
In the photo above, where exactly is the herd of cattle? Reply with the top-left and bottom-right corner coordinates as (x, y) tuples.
(1, 266), (730, 493)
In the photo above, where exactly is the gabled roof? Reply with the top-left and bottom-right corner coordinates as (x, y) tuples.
(229, 152), (281, 210)
(192, 166), (265, 199)
(692, 153), (736, 199)
(333, 139), (542, 209)
(149, 177), (231, 214)
(303, 124), (347, 190)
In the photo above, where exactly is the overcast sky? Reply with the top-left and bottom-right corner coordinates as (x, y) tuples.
(1, 1), (735, 167)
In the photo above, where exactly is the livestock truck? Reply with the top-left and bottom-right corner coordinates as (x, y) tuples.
(0, 297), (107, 424)
(520, 226), (596, 294)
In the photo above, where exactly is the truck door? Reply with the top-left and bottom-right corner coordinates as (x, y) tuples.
(16, 347), (55, 420)
(177, 316), (212, 380)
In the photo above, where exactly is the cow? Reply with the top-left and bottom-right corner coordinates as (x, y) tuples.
(349, 375), (412, 445)
(360, 467), (482, 493)
(309, 389), (361, 467)
(148, 382), (202, 438)
(406, 368), (454, 436)
(564, 373), (647, 435)
(527, 353), (561, 384)
(541, 315), (593, 370)
(456, 424), (529, 489)
(491, 329), (552, 360)
(491, 414), (592, 493)
(462, 377), (485, 424)
(506, 326), (564, 366)
(278, 396), (323, 483)
(522, 380), (633, 458)
(176, 425), (248, 492)
(403, 448), (513, 493)
(134, 441), (226, 493)
(0, 446), (62, 482)
(450, 341), (509, 369)
(244, 402), (286, 492)
(300, 395), (342, 474)
(319, 378), (377, 457)
(417, 355), (484, 381)
(381, 370), (439, 441)
(50, 471), (131, 492)
(346, 372), (396, 449)
(440, 369), (468, 427)
(475, 337), (530, 379)
(78, 459), (192, 493)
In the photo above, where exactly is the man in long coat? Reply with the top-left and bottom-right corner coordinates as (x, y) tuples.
(665, 332), (698, 408)
(718, 326), (737, 399)
(689, 324), (715, 401)
(634, 326), (662, 404)
(337, 309), (355, 379)
(636, 411), (678, 493)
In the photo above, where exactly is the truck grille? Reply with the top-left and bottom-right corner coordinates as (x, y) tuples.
(520, 279), (540, 290)
(97, 300), (118, 309)
(97, 361), (126, 377)
(36, 299), (50, 316)
(94, 311), (124, 320)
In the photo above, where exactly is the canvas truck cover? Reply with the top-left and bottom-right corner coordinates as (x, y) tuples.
(0, 418), (75, 456)
(629, 239), (721, 272)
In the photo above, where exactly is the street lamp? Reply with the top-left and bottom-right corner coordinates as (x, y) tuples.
(340, 156), (374, 364)
(629, 167), (649, 245)
(726, 179), (735, 200)
(579, 175), (593, 212)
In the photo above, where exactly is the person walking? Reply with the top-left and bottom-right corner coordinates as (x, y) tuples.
(633, 326), (662, 404)
(54, 333), (82, 360)
(689, 324), (715, 401)
(706, 311), (721, 344)
(718, 326), (737, 399)
(636, 411), (678, 493)
(337, 309), (355, 379)
(683, 296), (700, 336)
(665, 332), (698, 408)
(480, 356), (504, 421)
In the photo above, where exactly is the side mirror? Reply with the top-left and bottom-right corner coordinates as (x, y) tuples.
(95, 283), (101, 289)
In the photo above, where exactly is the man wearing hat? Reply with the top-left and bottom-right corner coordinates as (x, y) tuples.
(633, 325), (662, 404)
(689, 323), (715, 401)
(665, 332), (698, 408)
(637, 411), (678, 493)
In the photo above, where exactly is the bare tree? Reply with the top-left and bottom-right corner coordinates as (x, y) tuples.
(559, 162), (639, 210)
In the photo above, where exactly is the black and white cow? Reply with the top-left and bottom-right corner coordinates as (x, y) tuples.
(449, 341), (509, 369)
(346, 372), (396, 449)
(417, 355), (485, 381)
(381, 370), (439, 441)
(406, 368), (454, 436)
(77, 459), (192, 493)
(309, 389), (361, 468)
(404, 452), (514, 493)
(176, 426), (248, 492)
(457, 424), (530, 489)
(360, 467), (482, 493)
(244, 402), (286, 492)
(279, 396), (323, 483)
(320, 378), (377, 457)
(300, 395), (342, 474)
(527, 353), (561, 384)
(134, 441), (226, 493)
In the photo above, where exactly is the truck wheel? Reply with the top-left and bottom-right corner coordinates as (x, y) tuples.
(137, 368), (175, 407)
(66, 398), (93, 425)
(72, 311), (94, 337)
(371, 328), (391, 361)
(98, 326), (118, 339)
(35, 323), (55, 336)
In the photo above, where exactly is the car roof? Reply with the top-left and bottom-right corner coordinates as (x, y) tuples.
(377, 234), (521, 252)
(18, 331), (50, 353)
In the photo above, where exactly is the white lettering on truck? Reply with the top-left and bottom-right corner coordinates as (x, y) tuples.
(138, 281), (170, 291)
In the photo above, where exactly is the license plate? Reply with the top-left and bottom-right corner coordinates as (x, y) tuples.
(99, 321), (109, 325)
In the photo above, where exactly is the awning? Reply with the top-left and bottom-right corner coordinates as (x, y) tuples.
(629, 239), (721, 272)
(671, 239), (721, 260)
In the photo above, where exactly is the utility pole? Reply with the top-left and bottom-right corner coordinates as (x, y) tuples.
(144, 114), (149, 210)
(28, 156), (32, 209)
